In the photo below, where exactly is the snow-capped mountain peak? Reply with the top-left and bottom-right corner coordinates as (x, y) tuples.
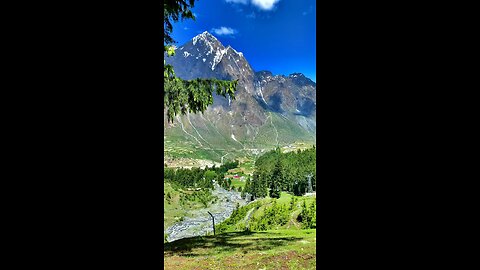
(164, 32), (317, 148)
(192, 31), (218, 45)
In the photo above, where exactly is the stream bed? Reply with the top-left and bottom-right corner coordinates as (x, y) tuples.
(164, 184), (248, 242)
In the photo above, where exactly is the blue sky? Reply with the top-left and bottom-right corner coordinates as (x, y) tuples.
(170, 0), (316, 82)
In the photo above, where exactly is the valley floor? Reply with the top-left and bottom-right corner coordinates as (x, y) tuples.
(164, 229), (316, 270)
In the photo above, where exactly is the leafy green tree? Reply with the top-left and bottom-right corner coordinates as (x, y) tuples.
(164, 0), (238, 122)
(204, 170), (217, 182)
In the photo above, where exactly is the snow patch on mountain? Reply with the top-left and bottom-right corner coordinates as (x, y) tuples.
(212, 47), (228, 70)
(258, 86), (268, 105)
(227, 45), (243, 57)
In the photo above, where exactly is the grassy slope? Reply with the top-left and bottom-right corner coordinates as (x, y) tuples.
(164, 192), (317, 270)
(164, 182), (216, 230)
(222, 192), (315, 231)
(164, 182), (191, 230)
(164, 229), (316, 270)
(164, 112), (316, 163)
(251, 113), (314, 148)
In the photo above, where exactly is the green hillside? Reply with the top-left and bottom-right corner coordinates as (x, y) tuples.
(216, 192), (316, 233)
(164, 111), (315, 163)
(164, 192), (317, 270)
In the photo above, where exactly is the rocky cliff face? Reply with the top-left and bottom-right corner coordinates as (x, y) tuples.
(164, 31), (316, 161)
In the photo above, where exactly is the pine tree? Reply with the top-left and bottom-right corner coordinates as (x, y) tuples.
(269, 158), (282, 198)
(243, 177), (250, 198)
(251, 172), (259, 198)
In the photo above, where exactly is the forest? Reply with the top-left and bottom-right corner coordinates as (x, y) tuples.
(242, 147), (316, 199)
(164, 147), (316, 199)
(163, 159), (239, 190)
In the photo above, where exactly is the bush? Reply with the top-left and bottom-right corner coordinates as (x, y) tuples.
(298, 201), (316, 229)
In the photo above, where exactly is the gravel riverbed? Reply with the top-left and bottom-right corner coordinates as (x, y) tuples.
(164, 184), (248, 242)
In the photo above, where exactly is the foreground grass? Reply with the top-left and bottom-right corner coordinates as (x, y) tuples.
(164, 229), (316, 270)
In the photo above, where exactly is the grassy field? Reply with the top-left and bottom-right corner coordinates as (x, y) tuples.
(230, 178), (246, 189)
(164, 229), (316, 270)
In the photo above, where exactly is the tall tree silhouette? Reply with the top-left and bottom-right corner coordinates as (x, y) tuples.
(269, 157), (282, 198)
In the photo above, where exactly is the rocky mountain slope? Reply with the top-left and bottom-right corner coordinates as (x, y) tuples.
(164, 31), (316, 162)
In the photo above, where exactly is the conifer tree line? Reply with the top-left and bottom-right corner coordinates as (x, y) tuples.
(164, 160), (239, 189)
(242, 147), (316, 199)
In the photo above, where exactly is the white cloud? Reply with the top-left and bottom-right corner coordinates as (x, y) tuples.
(225, 0), (248, 4)
(211, 27), (238, 36)
(225, 0), (280, 11)
(251, 0), (280, 10)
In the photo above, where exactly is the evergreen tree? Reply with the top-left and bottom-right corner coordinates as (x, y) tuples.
(251, 172), (261, 199)
(243, 177), (250, 198)
(269, 158), (282, 198)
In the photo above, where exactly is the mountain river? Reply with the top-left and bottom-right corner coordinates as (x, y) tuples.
(164, 184), (249, 242)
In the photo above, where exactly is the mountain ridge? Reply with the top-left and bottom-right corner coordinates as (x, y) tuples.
(164, 31), (316, 163)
